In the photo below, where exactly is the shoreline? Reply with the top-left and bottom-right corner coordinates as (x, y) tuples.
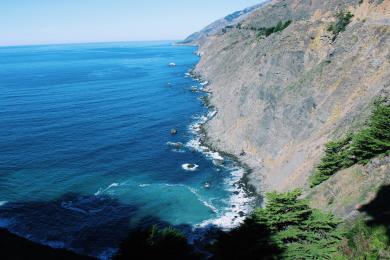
(188, 69), (260, 195)
(187, 70), (261, 230)
(187, 49), (267, 194)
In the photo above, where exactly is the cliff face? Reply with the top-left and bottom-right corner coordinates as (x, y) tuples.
(192, 0), (390, 192)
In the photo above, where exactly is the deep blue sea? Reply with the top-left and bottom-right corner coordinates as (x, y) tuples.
(0, 42), (254, 258)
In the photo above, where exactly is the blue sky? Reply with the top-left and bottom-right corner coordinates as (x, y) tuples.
(0, 0), (265, 46)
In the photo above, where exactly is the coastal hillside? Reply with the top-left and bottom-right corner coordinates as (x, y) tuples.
(189, 0), (390, 193)
(181, 2), (269, 46)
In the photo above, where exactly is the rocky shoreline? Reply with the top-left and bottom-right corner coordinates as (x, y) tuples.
(187, 70), (260, 229)
(189, 45), (272, 192)
(189, 67), (263, 193)
(200, 87), (266, 195)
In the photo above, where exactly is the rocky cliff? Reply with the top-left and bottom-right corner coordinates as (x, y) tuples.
(189, 0), (390, 193)
(181, 2), (269, 46)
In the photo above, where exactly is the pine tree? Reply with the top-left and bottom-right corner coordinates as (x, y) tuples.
(310, 99), (389, 187)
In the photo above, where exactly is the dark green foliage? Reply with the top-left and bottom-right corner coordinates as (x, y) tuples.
(310, 134), (354, 187)
(212, 190), (343, 259)
(256, 20), (292, 38)
(350, 99), (390, 162)
(211, 217), (281, 259)
(328, 11), (354, 40)
(251, 190), (312, 231)
(338, 184), (390, 258)
(279, 210), (343, 259)
(255, 190), (343, 259)
(310, 99), (390, 187)
(337, 218), (390, 259)
(114, 226), (199, 260)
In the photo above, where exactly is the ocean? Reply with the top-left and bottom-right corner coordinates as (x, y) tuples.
(0, 42), (255, 258)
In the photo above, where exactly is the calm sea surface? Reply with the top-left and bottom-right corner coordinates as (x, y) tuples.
(0, 42), (254, 258)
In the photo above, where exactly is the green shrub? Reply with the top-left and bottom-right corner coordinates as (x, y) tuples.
(328, 11), (354, 40)
(212, 190), (343, 259)
(256, 190), (343, 259)
(310, 134), (354, 187)
(349, 99), (390, 162)
(310, 99), (390, 187)
(337, 218), (390, 259)
(256, 20), (292, 38)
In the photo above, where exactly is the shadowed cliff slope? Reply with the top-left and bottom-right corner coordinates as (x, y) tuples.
(189, 0), (390, 192)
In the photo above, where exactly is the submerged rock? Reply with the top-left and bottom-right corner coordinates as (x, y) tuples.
(182, 163), (199, 171)
(167, 142), (183, 149)
(170, 128), (178, 135)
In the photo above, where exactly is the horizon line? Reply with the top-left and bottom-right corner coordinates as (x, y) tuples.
(0, 39), (186, 48)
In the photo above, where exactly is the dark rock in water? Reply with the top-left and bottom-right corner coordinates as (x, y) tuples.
(190, 86), (199, 92)
(187, 164), (196, 169)
(233, 191), (240, 195)
(238, 211), (245, 217)
(170, 128), (178, 135)
(168, 142), (183, 149)
(239, 150), (246, 156)
(204, 182), (211, 189)
(182, 163), (199, 171)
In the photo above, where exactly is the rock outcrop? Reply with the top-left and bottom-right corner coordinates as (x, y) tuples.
(188, 0), (390, 192)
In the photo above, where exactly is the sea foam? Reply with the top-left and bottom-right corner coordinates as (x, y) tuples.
(196, 167), (255, 230)
(94, 183), (120, 196)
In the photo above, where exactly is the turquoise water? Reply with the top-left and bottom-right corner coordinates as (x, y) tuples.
(0, 42), (254, 258)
